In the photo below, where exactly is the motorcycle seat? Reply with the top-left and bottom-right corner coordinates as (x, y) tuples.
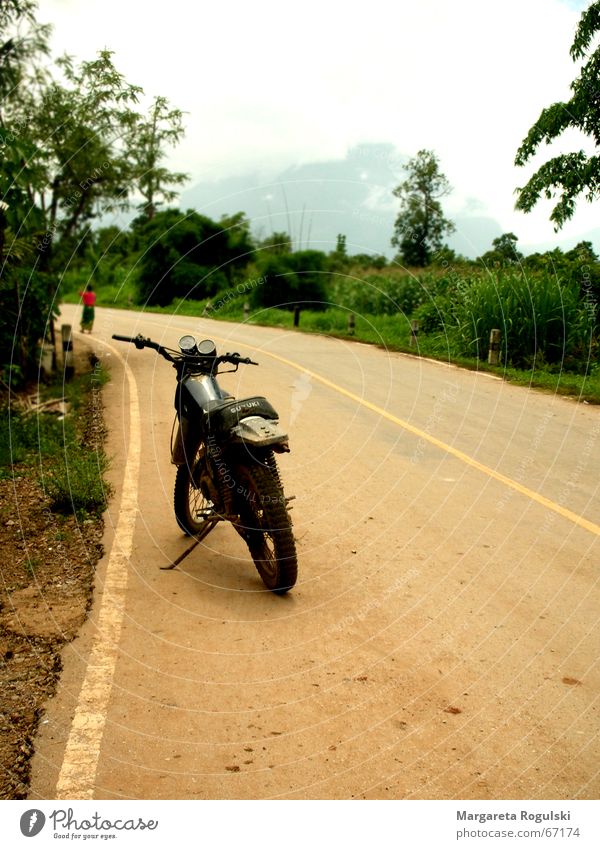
(204, 396), (279, 433)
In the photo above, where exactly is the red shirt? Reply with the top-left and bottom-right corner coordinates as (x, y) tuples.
(80, 291), (96, 306)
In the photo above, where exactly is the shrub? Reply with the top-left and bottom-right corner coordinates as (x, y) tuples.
(447, 271), (595, 368)
(329, 272), (427, 316)
(44, 448), (112, 513)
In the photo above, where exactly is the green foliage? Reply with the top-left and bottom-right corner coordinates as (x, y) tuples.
(348, 253), (388, 270)
(0, 405), (63, 472)
(219, 212), (256, 276)
(0, 0), (49, 101)
(1, 366), (113, 509)
(0, 267), (58, 385)
(24, 50), (144, 251)
(257, 231), (292, 255)
(136, 209), (234, 306)
(249, 254), (298, 309)
(391, 149), (455, 266)
(329, 273), (426, 316)
(432, 271), (596, 369)
(124, 95), (188, 220)
(250, 249), (327, 310)
(284, 250), (328, 306)
(478, 233), (524, 268)
(44, 447), (111, 513)
(515, 1), (600, 228)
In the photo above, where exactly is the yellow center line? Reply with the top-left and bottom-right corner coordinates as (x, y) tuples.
(143, 317), (600, 537)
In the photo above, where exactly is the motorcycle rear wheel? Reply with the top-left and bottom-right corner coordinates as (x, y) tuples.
(174, 445), (219, 541)
(234, 462), (297, 594)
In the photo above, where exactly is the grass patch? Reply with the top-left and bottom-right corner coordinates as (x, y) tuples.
(0, 363), (113, 511)
(43, 448), (111, 513)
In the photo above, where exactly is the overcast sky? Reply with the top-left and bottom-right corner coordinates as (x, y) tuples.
(37, 0), (597, 252)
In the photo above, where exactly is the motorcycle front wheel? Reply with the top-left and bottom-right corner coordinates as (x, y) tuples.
(174, 444), (219, 541)
(234, 461), (297, 594)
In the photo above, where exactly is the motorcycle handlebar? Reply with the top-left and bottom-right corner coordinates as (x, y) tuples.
(219, 354), (258, 366)
(111, 335), (258, 367)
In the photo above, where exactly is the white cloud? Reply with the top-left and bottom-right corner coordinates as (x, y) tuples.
(36, 0), (599, 248)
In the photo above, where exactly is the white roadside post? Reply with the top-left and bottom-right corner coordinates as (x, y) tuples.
(62, 324), (74, 380)
(488, 328), (501, 365)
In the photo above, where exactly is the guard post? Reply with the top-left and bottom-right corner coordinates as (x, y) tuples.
(347, 313), (355, 335)
(293, 305), (301, 328)
(410, 319), (419, 347)
(61, 325), (74, 380)
(488, 328), (501, 365)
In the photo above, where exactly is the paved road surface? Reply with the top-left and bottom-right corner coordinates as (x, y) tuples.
(30, 306), (599, 800)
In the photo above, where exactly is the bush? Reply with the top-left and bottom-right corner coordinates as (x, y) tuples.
(44, 448), (112, 513)
(446, 271), (596, 368)
(329, 272), (427, 316)
(136, 210), (236, 306)
(250, 251), (328, 310)
(0, 268), (58, 386)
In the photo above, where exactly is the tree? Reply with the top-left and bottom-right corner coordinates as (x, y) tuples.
(335, 234), (347, 256)
(219, 212), (255, 282)
(24, 51), (143, 255)
(515, 1), (600, 229)
(125, 95), (188, 220)
(252, 250), (328, 310)
(0, 0), (57, 383)
(478, 232), (524, 268)
(136, 209), (234, 306)
(257, 231), (292, 255)
(0, 0), (49, 104)
(391, 149), (455, 267)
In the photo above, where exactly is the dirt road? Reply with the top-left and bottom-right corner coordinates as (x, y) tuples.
(29, 306), (599, 800)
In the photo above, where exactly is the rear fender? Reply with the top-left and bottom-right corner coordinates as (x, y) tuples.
(229, 415), (289, 451)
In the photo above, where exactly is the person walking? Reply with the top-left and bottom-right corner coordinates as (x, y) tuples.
(79, 284), (96, 333)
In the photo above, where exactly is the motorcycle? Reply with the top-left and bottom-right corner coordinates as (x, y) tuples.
(112, 332), (297, 594)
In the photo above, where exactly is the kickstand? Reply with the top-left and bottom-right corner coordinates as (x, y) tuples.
(160, 538), (201, 571)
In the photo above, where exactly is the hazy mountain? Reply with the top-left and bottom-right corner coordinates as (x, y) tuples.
(180, 143), (598, 259)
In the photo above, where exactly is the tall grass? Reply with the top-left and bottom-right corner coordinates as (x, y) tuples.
(438, 271), (596, 370)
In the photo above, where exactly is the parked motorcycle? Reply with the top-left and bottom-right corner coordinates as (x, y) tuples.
(112, 333), (297, 593)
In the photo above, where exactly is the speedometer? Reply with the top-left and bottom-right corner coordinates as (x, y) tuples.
(178, 335), (197, 354)
(197, 339), (217, 357)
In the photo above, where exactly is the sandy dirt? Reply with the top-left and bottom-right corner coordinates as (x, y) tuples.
(28, 306), (600, 800)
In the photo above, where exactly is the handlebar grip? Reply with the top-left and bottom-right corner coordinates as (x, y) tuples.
(112, 334), (149, 350)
